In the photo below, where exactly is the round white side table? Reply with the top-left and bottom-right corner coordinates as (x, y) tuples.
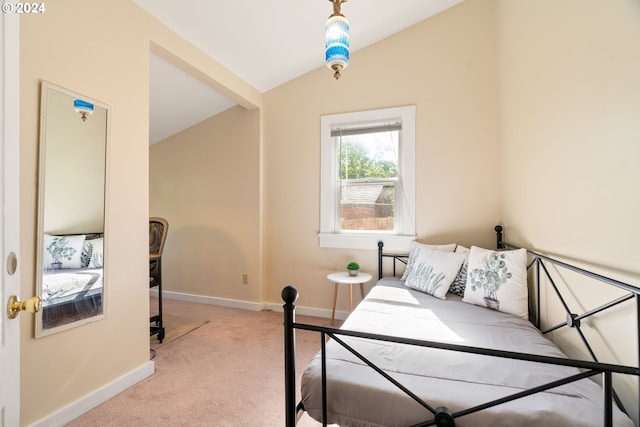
(326, 271), (373, 325)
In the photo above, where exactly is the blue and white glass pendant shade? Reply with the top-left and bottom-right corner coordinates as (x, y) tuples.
(73, 99), (94, 121)
(325, 14), (349, 80)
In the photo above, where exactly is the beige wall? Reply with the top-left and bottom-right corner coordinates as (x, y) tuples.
(149, 106), (262, 302)
(262, 0), (501, 310)
(498, 0), (640, 421)
(150, 0), (503, 314)
(19, 0), (260, 424)
(20, 2), (150, 423)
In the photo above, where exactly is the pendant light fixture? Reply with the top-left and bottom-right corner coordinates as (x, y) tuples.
(325, 0), (349, 80)
(73, 99), (94, 122)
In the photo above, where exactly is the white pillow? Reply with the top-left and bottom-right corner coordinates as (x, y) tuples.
(43, 234), (86, 270)
(87, 238), (104, 268)
(462, 246), (528, 318)
(81, 239), (93, 267)
(449, 245), (470, 297)
(401, 241), (457, 281)
(404, 247), (467, 299)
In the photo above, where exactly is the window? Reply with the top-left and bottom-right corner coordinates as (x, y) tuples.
(336, 124), (399, 232)
(319, 106), (416, 251)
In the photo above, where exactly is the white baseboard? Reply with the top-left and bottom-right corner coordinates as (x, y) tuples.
(28, 361), (155, 427)
(149, 289), (348, 321)
(149, 289), (265, 311)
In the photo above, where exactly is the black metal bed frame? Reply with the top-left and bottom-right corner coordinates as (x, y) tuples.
(283, 226), (640, 427)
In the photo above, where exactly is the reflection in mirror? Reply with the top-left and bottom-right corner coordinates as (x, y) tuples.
(36, 81), (109, 337)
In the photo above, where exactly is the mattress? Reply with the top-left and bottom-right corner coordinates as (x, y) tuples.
(300, 278), (633, 427)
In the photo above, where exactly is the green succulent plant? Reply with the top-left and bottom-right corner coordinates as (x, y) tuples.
(346, 262), (360, 271)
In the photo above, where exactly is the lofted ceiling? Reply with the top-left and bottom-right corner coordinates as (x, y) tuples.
(134, 0), (464, 144)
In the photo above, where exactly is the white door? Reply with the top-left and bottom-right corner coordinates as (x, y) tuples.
(0, 11), (22, 427)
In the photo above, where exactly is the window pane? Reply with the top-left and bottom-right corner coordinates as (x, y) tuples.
(340, 181), (395, 230)
(336, 129), (398, 231)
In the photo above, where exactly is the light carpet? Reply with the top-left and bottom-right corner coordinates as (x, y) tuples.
(66, 297), (337, 426)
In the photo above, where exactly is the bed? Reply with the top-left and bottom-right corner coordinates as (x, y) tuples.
(282, 226), (640, 427)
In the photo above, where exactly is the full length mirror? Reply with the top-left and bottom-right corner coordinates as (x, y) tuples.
(36, 81), (109, 337)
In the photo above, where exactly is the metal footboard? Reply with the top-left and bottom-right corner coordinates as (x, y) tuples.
(495, 225), (640, 421)
(283, 288), (640, 426)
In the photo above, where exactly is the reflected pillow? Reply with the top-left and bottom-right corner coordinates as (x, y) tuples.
(401, 241), (457, 281)
(462, 246), (528, 318)
(81, 240), (92, 267)
(43, 234), (86, 270)
(404, 247), (466, 299)
(87, 238), (104, 268)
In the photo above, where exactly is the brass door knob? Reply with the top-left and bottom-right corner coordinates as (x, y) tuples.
(7, 295), (42, 319)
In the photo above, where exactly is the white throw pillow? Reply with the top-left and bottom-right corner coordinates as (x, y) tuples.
(404, 248), (467, 299)
(43, 234), (86, 270)
(81, 239), (93, 267)
(462, 246), (528, 318)
(88, 238), (104, 268)
(401, 241), (457, 281)
(449, 245), (470, 297)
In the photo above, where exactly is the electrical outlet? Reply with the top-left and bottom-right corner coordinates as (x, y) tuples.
(242, 273), (249, 285)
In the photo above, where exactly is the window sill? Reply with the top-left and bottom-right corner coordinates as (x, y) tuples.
(319, 233), (416, 252)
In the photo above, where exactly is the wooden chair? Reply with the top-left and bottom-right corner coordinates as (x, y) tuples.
(149, 217), (168, 342)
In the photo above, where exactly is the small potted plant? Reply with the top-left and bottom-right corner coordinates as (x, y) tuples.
(346, 261), (360, 276)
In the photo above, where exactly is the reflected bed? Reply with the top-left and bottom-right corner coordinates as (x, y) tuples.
(42, 267), (103, 329)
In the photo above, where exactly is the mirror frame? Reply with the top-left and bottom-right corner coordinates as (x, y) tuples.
(35, 81), (111, 337)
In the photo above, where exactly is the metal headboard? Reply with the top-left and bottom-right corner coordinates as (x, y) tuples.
(377, 241), (409, 280)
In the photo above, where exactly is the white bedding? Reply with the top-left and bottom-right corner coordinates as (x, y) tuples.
(301, 278), (633, 427)
(42, 267), (103, 304)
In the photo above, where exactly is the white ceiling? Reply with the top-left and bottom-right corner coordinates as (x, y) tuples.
(135, 0), (464, 144)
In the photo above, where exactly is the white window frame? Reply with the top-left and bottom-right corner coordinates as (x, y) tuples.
(319, 105), (416, 251)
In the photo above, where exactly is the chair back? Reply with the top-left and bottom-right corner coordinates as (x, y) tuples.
(149, 217), (169, 256)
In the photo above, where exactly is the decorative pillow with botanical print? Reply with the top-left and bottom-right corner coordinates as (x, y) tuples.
(462, 246), (528, 318)
(404, 247), (467, 299)
(43, 234), (87, 270)
(87, 238), (104, 268)
(448, 245), (470, 297)
(81, 240), (93, 268)
(401, 241), (457, 281)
